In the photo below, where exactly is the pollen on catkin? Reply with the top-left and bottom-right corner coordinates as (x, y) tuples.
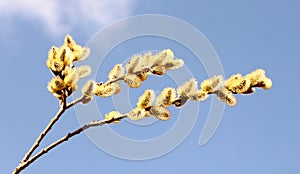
(124, 74), (142, 88)
(225, 74), (251, 94)
(149, 106), (171, 121)
(108, 64), (125, 80)
(128, 108), (146, 121)
(137, 90), (155, 109)
(156, 87), (176, 107)
(105, 111), (121, 123)
(200, 75), (223, 93)
(215, 88), (237, 107)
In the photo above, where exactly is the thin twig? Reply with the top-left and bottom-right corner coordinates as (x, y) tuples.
(13, 115), (127, 174)
(14, 96), (84, 173)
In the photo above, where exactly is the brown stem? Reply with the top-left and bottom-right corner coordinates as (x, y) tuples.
(13, 96), (84, 173)
(13, 115), (127, 174)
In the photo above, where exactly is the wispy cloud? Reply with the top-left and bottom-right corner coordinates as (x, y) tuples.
(0, 0), (137, 35)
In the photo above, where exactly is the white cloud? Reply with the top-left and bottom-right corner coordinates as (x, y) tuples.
(0, 0), (137, 35)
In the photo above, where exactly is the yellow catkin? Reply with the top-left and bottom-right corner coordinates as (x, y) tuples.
(137, 90), (155, 109)
(215, 88), (237, 107)
(128, 108), (146, 121)
(126, 55), (140, 74)
(50, 59), (64, 73)
(140, 52), (153, 69)
(81, 80), (96, 96)
(163, 59), (184, 70)
(187, 90), (209, 101)
(95, 82), (121, 97)
(245, 69), (266, 86)
(47, 46), (58, 62)
(76, 65), (92, 79)
(66, 84), (78, 96)
(124, 74), (142, 88)
(64, 68), (79, 87)
(156, 87), (176, 107)
(105, 111), (121, 123)
(261, 77), (272, 90)
(200, 75), (223, 93)
(47, 77), (65, 93)
(108, 64), (125, 80)
(149, 106), (171, 121)
(77, 47), (90, 62)
(177, 78), (198, 98)
(225, 74), (251, 94)
(152, 50), (168, 66)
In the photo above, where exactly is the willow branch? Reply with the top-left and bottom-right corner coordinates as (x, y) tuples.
(17, 96), (84, 165)
(13, 115), (127, 174)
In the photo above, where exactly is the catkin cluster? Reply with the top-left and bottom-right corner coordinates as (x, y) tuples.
(173, 68), (272, 107)
(46, 35), (95, 104)
(95, 49), (184, 98)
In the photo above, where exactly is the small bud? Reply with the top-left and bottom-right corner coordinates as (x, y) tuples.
(137, 72), (148, 81)
(151, 65), (166, 76)
(47, 77), (65, 93)
(172, 97), (188, 107)
(105, 111), (121, 123)
(128, 108), (146, 121)
(150, 106), (171, 121)
(215, 88), (237, 107)
(177, 78), (198, 98)
(225, 74), (251, 94)
(76, 65), (92, 78)
(156, 87), (176, 107)
(137, 90), (155, 109)
(124, 74), (142, 88)
(108, 64), (125, 80)
(200, 75), (223, 93)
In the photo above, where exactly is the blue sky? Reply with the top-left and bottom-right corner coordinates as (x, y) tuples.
(1, 0), (300, 173)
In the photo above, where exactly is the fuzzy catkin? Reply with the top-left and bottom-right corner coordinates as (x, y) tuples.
(200, 75), (223, 93)
(108, 64), (125, 80)
(105, 111), (121, 123)
(150, 106), (171, 121)
(128, 108), (146, 120)
(156, 87), (176, 107)
(137, 90), (155, 109)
